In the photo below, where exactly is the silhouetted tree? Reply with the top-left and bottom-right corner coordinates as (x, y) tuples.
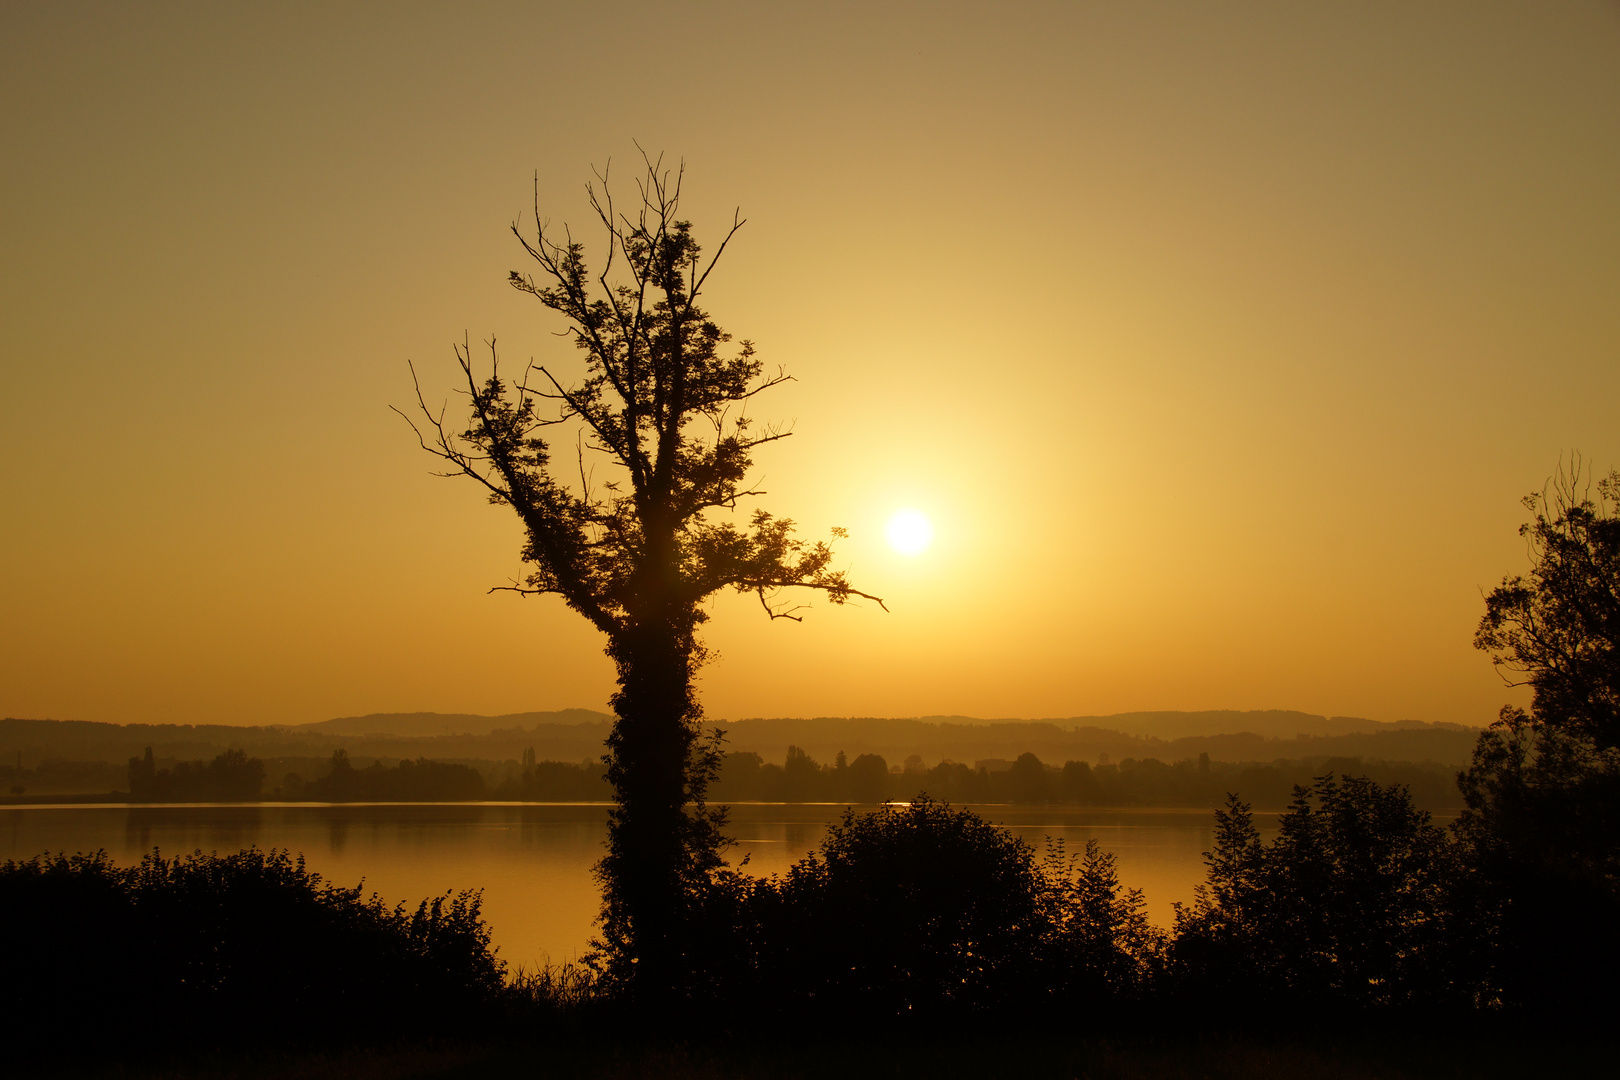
(1461, 463), (1620, 1014)
(1036, 837), (1164, 1008)
(1476, 464), (1620, 749)
(781, 744), (820, 802)
(1059, 760), (1099, 804)
(305, 755), (487, 802)
(916, 759), (984, 803)
(205, 748), (267, 800)
(497, 756), (611, 801)
(317, 748), (356, 801)
(1453, 708), (1620, 1013)
(1008, 751), (1049, 803)
(846, 753), (890, 804)
(402, 154), (880, 996)
(127, 747), (265, 802)
(127, 746), (158, 799)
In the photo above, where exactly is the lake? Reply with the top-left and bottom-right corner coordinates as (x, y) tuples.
(1, 801), (1281, 968)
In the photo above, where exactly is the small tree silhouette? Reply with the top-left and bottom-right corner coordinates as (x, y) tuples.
(401, 153), (881, 997)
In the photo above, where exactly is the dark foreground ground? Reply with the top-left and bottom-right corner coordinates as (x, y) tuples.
(44, 1033), (1613, 1080)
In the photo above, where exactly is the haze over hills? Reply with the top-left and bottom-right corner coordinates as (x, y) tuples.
(3, 709), (1483, 775)
(285, 709), (1480, 763)
(712, 713), (1480, 772)
(1037, 710), (1472, 741)
(287, 708), (1472, 743)
(295, 709), (613, 738)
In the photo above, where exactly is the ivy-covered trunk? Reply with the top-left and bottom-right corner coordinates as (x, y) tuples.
(598, 599), (717, 994)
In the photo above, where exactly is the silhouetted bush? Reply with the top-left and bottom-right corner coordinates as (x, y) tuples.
(693, 799), (1162, 1030)
(0, 847), (506, 1047)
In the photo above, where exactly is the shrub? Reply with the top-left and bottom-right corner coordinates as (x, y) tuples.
(0, 847), (506, 1046)
(717, 798), (1161, 1028)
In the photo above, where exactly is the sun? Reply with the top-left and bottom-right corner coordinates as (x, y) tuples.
(885, 508), (935, 556)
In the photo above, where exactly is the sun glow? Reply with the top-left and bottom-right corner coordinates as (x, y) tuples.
(885, 509), (935, 556)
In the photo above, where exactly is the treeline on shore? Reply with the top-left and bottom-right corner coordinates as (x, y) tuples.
(116, 746), (600, 803)
(103, 742), (1464, 808)
(0, 711), (1484, 798)
(709, 746), (1462, 809)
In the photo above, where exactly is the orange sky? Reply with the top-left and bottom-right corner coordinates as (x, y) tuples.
(3, 2), (1617, 729)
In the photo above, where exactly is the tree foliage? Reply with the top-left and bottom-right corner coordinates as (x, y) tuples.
(1453, 707), (1620, 1013)
(726, 799), (1161, 1027)
(0, 847), (504, 1046)
(1171, 776), (1468, 1012)
(405, 156), (878, 634)
(1475, 465), (1620, 749)
(298, 750), (489, 802)
(402, 154), (878, 992)
(126, 746), (265, 802)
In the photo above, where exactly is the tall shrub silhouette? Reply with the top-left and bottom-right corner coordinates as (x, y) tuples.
(1171, 776), (1467, 1013)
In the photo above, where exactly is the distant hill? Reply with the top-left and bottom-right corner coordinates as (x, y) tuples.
(294, 709), (613, 737)
(0, 715), (614, 772)
(0, 717), (339, 764)
(2, 709), (1485, 778)
(1045, 710), (1466, 741)
(844, 710), (1474, 741)
(713, 712), (1482, 769)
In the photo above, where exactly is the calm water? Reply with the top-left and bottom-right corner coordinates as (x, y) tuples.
(1, 802), (1278, 968)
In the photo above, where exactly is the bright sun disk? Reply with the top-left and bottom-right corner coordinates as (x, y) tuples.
(885, 509), (934, 556)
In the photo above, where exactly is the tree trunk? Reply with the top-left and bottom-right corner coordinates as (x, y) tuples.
(599, 612), (705, 994)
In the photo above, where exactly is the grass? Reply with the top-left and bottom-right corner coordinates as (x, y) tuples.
(47, 1031), (1612, 1080)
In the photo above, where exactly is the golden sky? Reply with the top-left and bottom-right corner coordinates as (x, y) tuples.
(3, 2), (1617, 729)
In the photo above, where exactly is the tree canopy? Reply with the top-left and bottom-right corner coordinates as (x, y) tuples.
(405, 157), (879, 632)
(1475, 464), (1620, 749)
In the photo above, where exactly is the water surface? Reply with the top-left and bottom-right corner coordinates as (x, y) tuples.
(2, 801), (1283, 967)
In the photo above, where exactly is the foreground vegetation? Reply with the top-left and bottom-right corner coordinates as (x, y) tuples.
(1, 847), (511, 1047)
(8, 748), (1617, 1067)
(34, 1027), (1619, 1080)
